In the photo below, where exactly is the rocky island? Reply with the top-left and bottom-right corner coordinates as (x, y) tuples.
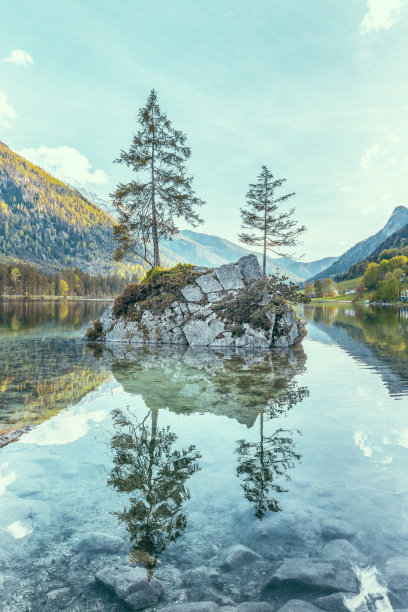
(84, 255), (306, 349)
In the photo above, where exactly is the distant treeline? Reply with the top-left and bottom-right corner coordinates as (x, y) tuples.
(0, 261), (139, 297)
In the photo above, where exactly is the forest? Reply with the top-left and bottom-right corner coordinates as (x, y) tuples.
(0, 261), (137, 298)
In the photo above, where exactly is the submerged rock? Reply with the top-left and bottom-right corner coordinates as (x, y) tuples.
(221, 545), (262, 571)
(72, 532), (124, 554)
(161, 603), (219, 612)
(236, 603), (276, 611)
(314, 591), (356, 611)
(277, 601), (321, 611)
(322, 539), (362, 564)
(320, 519), (356, 541)
(84, 256), (306, 349)
(95, 565), (163, 610)
(385, 557), (408, 592)
(183, 565), (221, 587)
(264, 558), (359, 594)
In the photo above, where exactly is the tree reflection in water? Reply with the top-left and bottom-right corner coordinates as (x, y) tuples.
(101, 345), (309, 567)
(108, 407), (201, 576)
(235, 367), (309, 519)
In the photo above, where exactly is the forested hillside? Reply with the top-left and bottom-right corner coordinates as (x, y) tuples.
(309, 206), (408, 280)
(338, 223), (408, 281)
(0, 141), (125, 275)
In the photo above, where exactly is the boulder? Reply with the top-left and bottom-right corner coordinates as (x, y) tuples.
(221, 545), (262, 571)
(385, 557), (408, 592)
(236, 255), (263, 283)
(215, 263), (245, 290)
(237, 603), (276, 612)
(264, 558), (359, 594)
(183, 318), (225, 346)
(95, 565), (163, 610)
(181, 285), (204, 302)
(320, 519), (356, 541)
(72, 532), (124, 554)
(46, 588), (72, 605)
(322, 539), (362, 564)
(183, 566), (221, 587)
(197, 274), (223, 293)
(85, 258), (306, 349)
(314, 592), (356, 611)
(161, 603), (219, 612)
(277, 601), (321, 611)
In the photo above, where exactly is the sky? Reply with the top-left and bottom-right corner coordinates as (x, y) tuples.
(1, 0), (408, 261)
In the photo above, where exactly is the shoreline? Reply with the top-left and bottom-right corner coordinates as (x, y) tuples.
(0, 425), (37, 449)
(0, 295), (114, 302)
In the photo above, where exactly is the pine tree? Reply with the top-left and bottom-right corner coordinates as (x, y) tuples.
(112, 90), (205, 268)
(239, 166), (306, 276)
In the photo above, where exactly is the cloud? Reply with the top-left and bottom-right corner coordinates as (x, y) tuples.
(0, 91), (17, 128)
(21, 408), (108, 446)
(360, 144), (381, 168)
(2, 49), (33, 66)
(18, 146), (109, 187)
(361, 0), (407, 33)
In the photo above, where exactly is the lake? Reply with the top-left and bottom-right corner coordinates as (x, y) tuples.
(0, 301), (408, 611)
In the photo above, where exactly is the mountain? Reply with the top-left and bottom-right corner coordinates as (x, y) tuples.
(0, 141), (117, 274)
(369, 223), (408, 259)
(309, 206), (408, 281)
(272, 255), (338, 281)
(0, 141), (332, 283)
(165, 230), (335, 282)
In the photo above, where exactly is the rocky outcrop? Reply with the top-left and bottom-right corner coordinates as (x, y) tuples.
(84, 255), (306, 349)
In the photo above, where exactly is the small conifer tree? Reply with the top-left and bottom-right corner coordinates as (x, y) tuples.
(239, 166), (306, 276)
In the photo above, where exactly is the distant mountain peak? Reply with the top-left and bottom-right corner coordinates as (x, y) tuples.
(310, 205), (408, 280)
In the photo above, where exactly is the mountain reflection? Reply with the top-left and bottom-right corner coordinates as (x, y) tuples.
(108, 406), (200, 576)
(303, 303), (408, 397)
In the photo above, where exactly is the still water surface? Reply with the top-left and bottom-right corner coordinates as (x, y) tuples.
(0, 302), (408, 611)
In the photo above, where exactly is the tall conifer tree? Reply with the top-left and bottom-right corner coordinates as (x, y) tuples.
(239, 166), (306, 276)
(112, 90), (204, 268)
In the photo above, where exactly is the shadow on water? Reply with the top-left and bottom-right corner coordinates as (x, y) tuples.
(93, 344), (309, 572)
(302, 303), (408, 397)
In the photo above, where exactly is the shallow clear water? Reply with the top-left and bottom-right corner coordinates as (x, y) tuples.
(0, 302), (408, 611)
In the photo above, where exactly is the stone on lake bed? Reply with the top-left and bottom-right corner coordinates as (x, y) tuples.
(221, 544), (262, 571)
(314, 591), (356, 611)
(322, 539), (362, 564)
(237, 603), (276, 611)
(264, 558), (359, 594)
(320, 519), (356, 541)
(277, 601), (321, 611)
(385, 557), (408, 592)
(161, 603), (219, 612)
(183, 565), (221, 587)
(95, 565), (163, 610)
(72, 532), (124, 554)
(47, 588), (72, 604)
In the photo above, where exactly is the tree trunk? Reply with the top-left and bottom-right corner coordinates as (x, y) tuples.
(151, 110), (161, 268)
(263, 179), (267, 276)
